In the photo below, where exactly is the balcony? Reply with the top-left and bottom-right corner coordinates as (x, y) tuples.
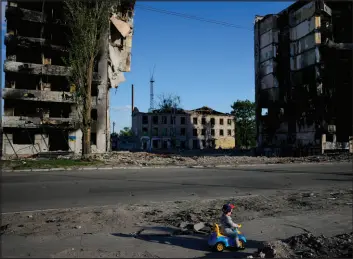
(2, 116), (79, 129)
(5, 34), (68, 52)
(2, 88), (76, 103)
(4, 61), (101, 81)
(6, 5), (48, 23)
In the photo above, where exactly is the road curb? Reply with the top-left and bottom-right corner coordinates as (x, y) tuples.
(1, 161), (348, 173)
(1, 165), (190, 173)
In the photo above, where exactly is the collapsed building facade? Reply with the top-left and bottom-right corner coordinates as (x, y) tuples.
(254, 0), (352, 156)
(2, 0), (135, 158)
(132, 106), (236, 150)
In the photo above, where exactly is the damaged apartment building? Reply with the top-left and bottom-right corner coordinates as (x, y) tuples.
(132, 106), (236, 150)
(2, 0), (135, 157)
(254, 0), (352, 156)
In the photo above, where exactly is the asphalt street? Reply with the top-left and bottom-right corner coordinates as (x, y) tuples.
(2, 162), (352, 213)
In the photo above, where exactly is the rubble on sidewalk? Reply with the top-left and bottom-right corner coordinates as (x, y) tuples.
(55, 151), (352, 168)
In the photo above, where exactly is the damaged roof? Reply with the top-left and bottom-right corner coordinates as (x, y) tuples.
(134, 106), (232, 116)
(189, 106), (231, 116)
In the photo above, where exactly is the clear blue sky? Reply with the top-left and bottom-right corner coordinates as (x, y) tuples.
(1, 1), (293, 132)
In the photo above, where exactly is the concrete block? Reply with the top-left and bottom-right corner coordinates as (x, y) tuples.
(80, 167), (98, 170)
(32, 169), (49, 172)
(50, 168), (65, 171)
(138, 226), (179, 236)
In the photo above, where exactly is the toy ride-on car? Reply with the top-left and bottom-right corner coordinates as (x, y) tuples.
(207, 223), (247, 252)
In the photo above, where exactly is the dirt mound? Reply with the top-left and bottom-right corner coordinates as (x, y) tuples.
(284, 232), (353, 258)
(56, 151), (352, 168)
(255, 232), (353, 258)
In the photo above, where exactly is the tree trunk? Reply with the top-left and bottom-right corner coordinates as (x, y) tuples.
(82, 57), (94, 157)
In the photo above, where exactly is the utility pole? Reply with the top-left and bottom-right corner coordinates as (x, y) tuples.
(113, 122), (116, 134)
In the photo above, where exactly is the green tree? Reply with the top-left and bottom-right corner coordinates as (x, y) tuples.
(157, 93), (181, 112)
(63, 0), (112, 157)
(119, 127), (133, 137)
(231, 100), (256, 148)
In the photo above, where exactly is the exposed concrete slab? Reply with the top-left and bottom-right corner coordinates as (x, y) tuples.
(138, 226), (179, 236)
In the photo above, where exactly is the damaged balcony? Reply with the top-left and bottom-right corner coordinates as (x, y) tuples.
(2, 88), (76, 103)
(4, 61), (101, 82)
(5, 34), (69, 52)
(6, 5), (48, 23)
(2, 116), (79, 129)
(5, 4), (67, 26)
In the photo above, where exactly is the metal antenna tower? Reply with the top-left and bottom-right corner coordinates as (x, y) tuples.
(149, 65), (156, 112)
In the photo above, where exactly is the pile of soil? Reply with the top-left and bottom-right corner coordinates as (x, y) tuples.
(256, 232), (353, 258)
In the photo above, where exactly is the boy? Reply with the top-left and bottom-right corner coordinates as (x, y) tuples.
(220, 203), (241, 248)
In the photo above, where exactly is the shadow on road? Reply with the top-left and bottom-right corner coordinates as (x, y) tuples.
(111, 232), (261, 258)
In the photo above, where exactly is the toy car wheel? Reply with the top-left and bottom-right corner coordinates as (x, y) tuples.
(238, 240), (245, 250)
(214, 242), (225, 252)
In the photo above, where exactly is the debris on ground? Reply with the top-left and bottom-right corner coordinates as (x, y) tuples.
(2, 150), (351, 169)
(254, 232), (353, 258)
(91, 151), (352, 167)
(254, 240), (294, 258)
(145, 190), (352, 232)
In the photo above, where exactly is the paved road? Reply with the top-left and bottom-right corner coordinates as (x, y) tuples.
(2, 163), (352, 213)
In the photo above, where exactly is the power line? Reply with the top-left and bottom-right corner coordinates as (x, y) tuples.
(135, 4), (253, 31)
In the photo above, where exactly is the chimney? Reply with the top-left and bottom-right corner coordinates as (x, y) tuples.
(131, 84), (134, 116)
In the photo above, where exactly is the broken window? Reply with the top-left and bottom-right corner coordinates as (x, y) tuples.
(8, 73), (40, 90)
(170, 128), (176, 136)
(201, 129), (206, 136)
(193, 140), (199, 149)
(220, 129), (224, 136)
(227, 130), (232, 136)
(142, 115), (148, 124)
(162, 140), (168, 149)
(152, 128), (158, 136)
(220, 119), (224, 125)
(91, 133), (97, 145)
(47, 76), (69, 92)
(94, 59), (99, 73)
(202, 118), (206, 125)
(152, 140), (159, 149)
(202, 140), (206, 148)
(91, 84), (98, 97)
(193, 117), (198, 124)
(50, 50), (67, 66)
(171, 116), (176, 125)
(13, 103), (37, 117)
(162, 128), (168, 136)
(91, 109), (98, 120)
(261, 108), (268, 116)
(13, 130), (35, 145)
(180, 128), (186, 136)
(180, 117), (186, 125)
(193, 129), (198, 136)
(142, 127), (148, 136)
(49, 129), (69, 151)
(49, 105), (70, 118)
(211, 129), (215, 136)
(227, 119), (232, 125)
(180, 141), (186, 149)
(152, 116), (158, 124)
(161, 116), (167, 124)
(326, 134), (334, 142)
(210, 118), (215, 125)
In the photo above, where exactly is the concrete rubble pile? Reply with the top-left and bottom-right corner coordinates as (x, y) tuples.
(142, 190), (353, 237)
(57, 151), (352, 167)
(252, 232), (353, 258)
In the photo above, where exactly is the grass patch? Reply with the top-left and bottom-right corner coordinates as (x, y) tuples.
(1, 159), (103, 170)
